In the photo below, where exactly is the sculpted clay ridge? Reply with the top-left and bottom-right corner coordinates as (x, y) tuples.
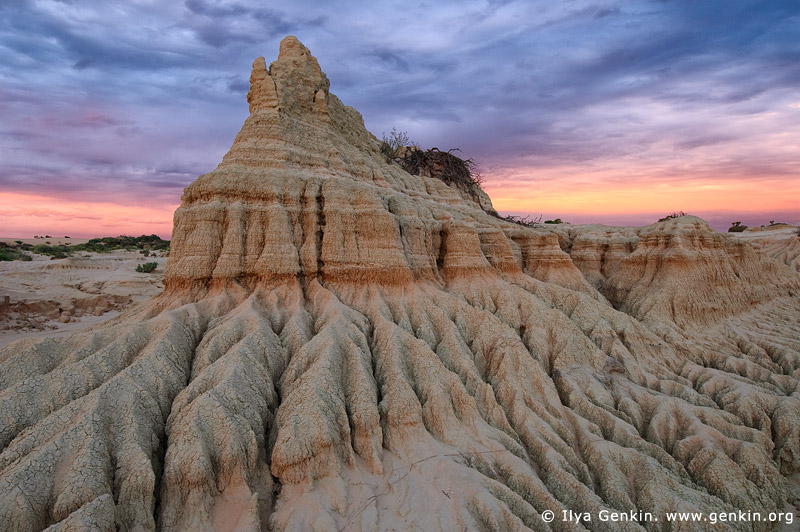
(1, 36), (799, 532)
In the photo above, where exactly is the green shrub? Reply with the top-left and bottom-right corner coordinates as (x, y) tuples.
(30, 244), (68, 258)
(31, 244), (69, 258)
(136, 262), (158, 273)
(0, 249), (32, 261)
(544, 218), (563, 224)
(72, 234), (170, 254)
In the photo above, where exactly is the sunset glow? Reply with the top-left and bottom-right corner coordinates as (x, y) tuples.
(0, 193), (175, 239)
(485, 166), (800, 229)
(1, 1), (797, 237)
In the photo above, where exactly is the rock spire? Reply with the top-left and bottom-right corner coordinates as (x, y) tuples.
(1, 36), (799, 532)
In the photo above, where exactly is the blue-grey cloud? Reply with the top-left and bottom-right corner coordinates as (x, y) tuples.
(0, 0), (798, 219)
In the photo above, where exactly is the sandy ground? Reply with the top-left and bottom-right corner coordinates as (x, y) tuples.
(0, 247), (166, 348)
(0, 237), (90, 246)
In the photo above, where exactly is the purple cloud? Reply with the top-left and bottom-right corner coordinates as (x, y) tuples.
(0, 0), (797, 229)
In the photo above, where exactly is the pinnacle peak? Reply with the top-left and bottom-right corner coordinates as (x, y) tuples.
(252, 56), (266, 71)
(278, 35), (307, 58)
(247, 36), (329, 115)
(274, 35), (325, 79)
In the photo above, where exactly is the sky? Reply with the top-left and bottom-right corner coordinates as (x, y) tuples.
(1, 0), (798, 238)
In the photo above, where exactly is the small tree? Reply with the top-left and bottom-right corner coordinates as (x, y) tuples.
(380, 128), (413, 162)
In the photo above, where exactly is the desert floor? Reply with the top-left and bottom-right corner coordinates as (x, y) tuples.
(0, 245), (167, 348)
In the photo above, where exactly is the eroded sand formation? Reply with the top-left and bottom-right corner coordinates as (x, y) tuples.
(736, 226), (800, 274)
(1, 37), (799, 532)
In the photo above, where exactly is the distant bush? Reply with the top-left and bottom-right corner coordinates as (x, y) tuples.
(728, 221), (747, 232)
(136, 262), (158, 273)
(31, 244), (69, 258)
(9, 235), (169, 258)
(0, 249), (32, 261)
(544, 218), (564, 224)
(71, 235), (170, 254)
(658, 211), (688, 222)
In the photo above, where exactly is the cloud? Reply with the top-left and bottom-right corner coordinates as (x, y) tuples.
(181, 1), (326, 48)
(5, 207), (102, 222)
(370, 48), (412, 72)
(673, 135), (734, 151)
(0, 0), (798, 236)
(72, 58), (93, 70)
(226, 77), (249, 93)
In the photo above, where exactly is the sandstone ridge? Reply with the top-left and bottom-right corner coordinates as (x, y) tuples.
(1, 36), (799, 532)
